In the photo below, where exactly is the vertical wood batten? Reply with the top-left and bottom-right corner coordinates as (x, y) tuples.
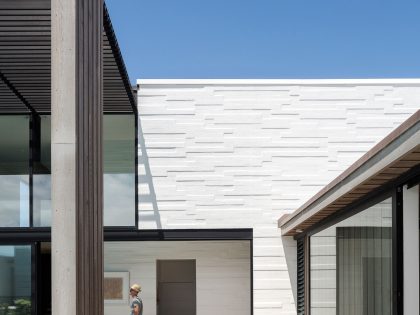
(75, 0), (104, 314)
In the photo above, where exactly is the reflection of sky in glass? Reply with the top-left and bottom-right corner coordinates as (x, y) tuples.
(33, 116), (52, 227)
(33, 175), (51, 227)
(34, 175), (51, 198)
(104, 173), (135, 226)
(20, 180), (29, 227)
(103, 115), (136, 226)
(0, 245), (31, 258)
(0, 246), (14, 257)
(0, 175), (29, 227)
(0, 116), (30, 227)
(0, 245), (31, 300)
(0, 115), (136, 228)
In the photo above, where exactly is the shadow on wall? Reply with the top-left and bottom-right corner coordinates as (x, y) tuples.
(138, 116), (162, 229)
(282, 236), (298, 307)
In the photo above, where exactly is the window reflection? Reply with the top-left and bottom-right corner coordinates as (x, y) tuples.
(104, 114), (135, 226)
(0, 245), (32, 313)
(33, 115), (51, 227)
(0, 114), (136, 228)
(310, 198), (392, 315)
(0, 116), (29, 227)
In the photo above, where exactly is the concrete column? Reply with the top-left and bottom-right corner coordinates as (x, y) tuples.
(403, 185), (419, 315)
(51, 0), (77, 313)
(51, 0), (103, 314)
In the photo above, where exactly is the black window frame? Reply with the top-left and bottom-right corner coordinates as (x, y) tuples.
(295, 166), (420, 315)
(0, 110), (139, 230)
(0, 113), (32, 228)
(102, 112), (139, 230)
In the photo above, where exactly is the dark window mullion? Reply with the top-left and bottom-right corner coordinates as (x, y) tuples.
(31, 242), (39, 315)
(29, 114), (34, 227)
(29, 114), (41, 227)
(392, 186), (404, 315)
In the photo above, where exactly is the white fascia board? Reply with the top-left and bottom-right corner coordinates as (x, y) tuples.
(137, 78), (420, 86)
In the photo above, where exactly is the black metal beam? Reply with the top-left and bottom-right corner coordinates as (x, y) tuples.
(104, 228), (254, 241)
(0, 71), (37, 113)
(0, 228), (253, 242)
(0, 228), (51, 243)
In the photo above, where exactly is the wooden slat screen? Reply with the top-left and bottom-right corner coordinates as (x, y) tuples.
(297, 238), (305, 315)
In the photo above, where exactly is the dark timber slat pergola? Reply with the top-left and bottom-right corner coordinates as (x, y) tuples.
(0, 0), (135, 114)
(0, 1), (135, 313)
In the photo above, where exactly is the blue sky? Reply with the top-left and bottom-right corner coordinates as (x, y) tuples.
(106, 0), (420, 81)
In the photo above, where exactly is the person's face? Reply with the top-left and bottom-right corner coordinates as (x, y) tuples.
(130, 289), (137, 298)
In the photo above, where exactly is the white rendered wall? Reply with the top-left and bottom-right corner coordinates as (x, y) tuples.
(403, 185), (419, 315)
(137, 79), (420, 315)
(104, 241), (250, 315)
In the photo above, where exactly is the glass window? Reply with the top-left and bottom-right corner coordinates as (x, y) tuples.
(0, 116), (30, 227)
(0, 114), (136, 228)
(310, 198), (392, 315)
(33, 115), (51, 227)
(104, 114), (136, 226)
(0, 245), (32, 314)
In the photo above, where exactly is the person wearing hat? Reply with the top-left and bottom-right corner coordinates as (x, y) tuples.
(129, 284), (143, 315)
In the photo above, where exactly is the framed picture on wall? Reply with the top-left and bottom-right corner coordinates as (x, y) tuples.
(104, 271), (130, 304)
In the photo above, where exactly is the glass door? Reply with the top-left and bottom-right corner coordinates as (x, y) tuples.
(0, 244), (33, 315)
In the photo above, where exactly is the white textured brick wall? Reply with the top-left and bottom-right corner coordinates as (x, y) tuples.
(137, 79), (420, 315)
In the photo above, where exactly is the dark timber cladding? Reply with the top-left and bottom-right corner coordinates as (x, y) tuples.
(75, 0), (104, 314)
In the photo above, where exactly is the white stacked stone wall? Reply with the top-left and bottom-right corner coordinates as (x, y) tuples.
(137, 79), (420, 315)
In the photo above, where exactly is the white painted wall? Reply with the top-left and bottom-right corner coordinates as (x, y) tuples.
(104, 241), (250, 315)
(403, 185), (419, 315)
(137, 79), (420, 315)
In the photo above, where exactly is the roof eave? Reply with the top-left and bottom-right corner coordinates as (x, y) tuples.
(280, 110), (420, 236)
